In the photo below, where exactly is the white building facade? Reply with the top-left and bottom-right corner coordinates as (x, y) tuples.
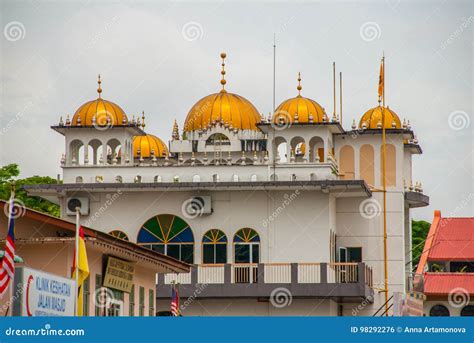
(27, 54), (428, 316)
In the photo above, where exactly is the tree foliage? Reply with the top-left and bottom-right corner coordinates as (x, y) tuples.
(0, 164), (61, 217)
(411, 219), (431, 270)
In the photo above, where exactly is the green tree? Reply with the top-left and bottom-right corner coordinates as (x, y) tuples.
(411, 219), (431, 270)
(0, 164), (60, 217)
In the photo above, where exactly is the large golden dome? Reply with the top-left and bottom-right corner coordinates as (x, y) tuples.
(133, 134), (168, 158)
(273, 73), (326, 124)
(71, 75), (128, 126)
(359, 105), (401, 129)
(183, 53), (261, 132)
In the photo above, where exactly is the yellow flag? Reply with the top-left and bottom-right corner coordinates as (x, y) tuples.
(72, 226), (89, 316)
(378, 58), (384, 101)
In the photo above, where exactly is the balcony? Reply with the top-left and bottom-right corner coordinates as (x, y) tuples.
(157, 262), (374, 303)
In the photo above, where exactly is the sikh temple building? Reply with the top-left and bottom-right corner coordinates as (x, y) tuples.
(26, 53), (429, 316)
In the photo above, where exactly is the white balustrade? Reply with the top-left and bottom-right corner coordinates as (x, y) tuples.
(164, 272), (192, 284)
(264, 263), (291, 283)
(198, 264), (225, 284)
(297, 263), (321, 283)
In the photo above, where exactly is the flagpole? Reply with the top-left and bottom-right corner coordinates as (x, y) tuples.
(7, 183), (15, 317)
(380, 53), (389, 316)
(75, 207), (80, 316)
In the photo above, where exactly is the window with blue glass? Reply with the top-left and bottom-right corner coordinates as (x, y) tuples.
(137, 214), (194, 263)
(233, 228), (260, 263)
(202, 229), (227, 264)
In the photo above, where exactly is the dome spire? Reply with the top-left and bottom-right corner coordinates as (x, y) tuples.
(141, 111), (146, 129)
(297, 72), (302, 96)
(97, 74), (102, 98)
(220, 52), (227, 92)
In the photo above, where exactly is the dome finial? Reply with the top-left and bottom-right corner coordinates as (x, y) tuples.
(97, 74), (102, 98)
(220, 52), (227, 92)
(141, 111), (146, 129)
(297, 72), (302, 96)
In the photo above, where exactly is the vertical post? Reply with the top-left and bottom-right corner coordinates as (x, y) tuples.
(191, 265), (198, 285)
(320, 263), (328, 283)
(291, 263), (298, 284)
(273, 34), (276, 112)
(74, 208), (80, 316)
(224, 264), (231, 284)
(357, 263), (366, 285)
(332, 62), (336, 119)
(258, 263), (265, 284)
(381, 53), (389, 316)
(339, 72), (343, 126)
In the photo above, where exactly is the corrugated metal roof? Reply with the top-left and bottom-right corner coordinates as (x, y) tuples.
(428, 218), (474, 261)
(424, 273), (474, 295)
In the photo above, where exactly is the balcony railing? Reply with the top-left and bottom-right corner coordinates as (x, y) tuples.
(158, 262), (374, 301)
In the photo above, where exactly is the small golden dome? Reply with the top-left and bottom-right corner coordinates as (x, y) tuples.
(183, 53), (261, 132)
(133, 134), (168, 158)
(72, 75), (128, 126)
(359, 105), (401, 129)
(273, 73), (325, 124)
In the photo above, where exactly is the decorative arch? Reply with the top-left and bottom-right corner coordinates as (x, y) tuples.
(69, 139), (84, 165)
(461, 305), (474, 316)
(360, 144), (375, 186)
(429, 304), (450, 317)
(75, 176), (83, 183)
(233, 228), (260, 264)
(308, 136), (324, 162)
(137, 214), (194, 263)
(339, 145), (355, 180)
(206, 133), (230, 145)
(273, 136), (287, 162)
(202, 229), (227, 264)
(109, 230), (129, 241)
(381, 144), (396, 187)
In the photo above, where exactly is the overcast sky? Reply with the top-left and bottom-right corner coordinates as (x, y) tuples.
(0, 0), (472, 220)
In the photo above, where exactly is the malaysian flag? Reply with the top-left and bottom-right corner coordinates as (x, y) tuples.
(170, 283), (180, 316)
(0, 191), (16, 297)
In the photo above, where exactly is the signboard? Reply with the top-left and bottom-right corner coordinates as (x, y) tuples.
(393, 291), (425, 316)
(12, 267), (75, 316)
(103, 256), (134, 293)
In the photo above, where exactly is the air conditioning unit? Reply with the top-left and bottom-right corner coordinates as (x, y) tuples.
(184, 196), (212, 216)
(66, 197), (90, 216)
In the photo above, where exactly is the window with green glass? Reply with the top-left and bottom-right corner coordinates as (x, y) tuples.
(139, 286), (145, 317)
(129, 285), (135, 316)
(149, 289), (155, 316)
(202, 229), (227, 264)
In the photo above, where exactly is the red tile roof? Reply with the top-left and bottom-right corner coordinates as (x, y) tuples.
(428, 218), (474, 261)
(424, 273), (474, 295)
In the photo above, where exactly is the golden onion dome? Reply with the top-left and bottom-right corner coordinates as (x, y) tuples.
(273, 73), (325, 124)
(133, 134), (168, 158)
(183, 52), (261, 132)
(359, 105), (401, 129)
(71, 75), (128, 126)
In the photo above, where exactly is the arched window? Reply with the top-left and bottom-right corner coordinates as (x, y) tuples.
(173, 175), (180, 183)
(154, 175), (162, 183)
(206, 133), (230, 145)
(461, 305), (474, 316)
(212, 174), (220, 182)
(115, 175), (122, 183)
(75, 176), (83, 184)
(109, 230), (129, 241)
(233, 228), (260, 263)
(137, 214), (194, 263)
(339, 145), (355, 180)
(134, 175), (142, 183)
(202, 229), (227, 264)
(232, 174), (239, 182)
(381, 144), (396, 187)
(429, 304), (450, 316)
(360, 144), (375, 186)
(270, 174), (278, 181)
(250, 174), (257, 182)
(192, 175), (200, 182)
